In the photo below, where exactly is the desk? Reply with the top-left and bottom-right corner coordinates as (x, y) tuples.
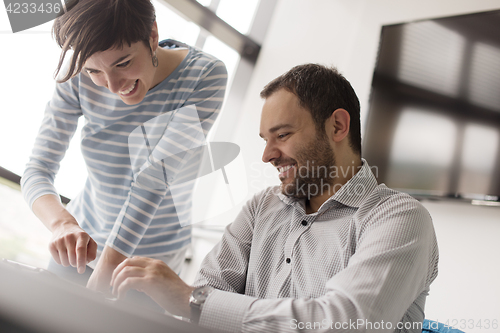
(0, 260), (212, 333)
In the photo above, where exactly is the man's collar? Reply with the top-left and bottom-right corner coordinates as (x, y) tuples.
(277, 159), (378, 210)
(331, 159), (378, 208)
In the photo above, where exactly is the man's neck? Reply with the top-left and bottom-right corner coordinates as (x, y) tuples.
(306, 157), (362, 214)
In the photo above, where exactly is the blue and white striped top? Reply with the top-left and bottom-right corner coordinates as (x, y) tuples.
(21, 40), (227, 261)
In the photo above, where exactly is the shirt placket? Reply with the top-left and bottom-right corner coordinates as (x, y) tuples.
(271, 204), (313, 298)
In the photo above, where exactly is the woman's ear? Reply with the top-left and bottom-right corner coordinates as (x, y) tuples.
(327, 108), (350, 143)
(150, 21), (159, 52)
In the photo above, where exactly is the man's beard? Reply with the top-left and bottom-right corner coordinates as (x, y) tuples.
(279, 132), (336, 199)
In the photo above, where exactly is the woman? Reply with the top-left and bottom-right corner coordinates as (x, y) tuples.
(20, 0), (227, 293)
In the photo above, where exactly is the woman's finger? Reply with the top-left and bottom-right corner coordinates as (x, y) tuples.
(65, 236), (77, 267)
(75, 236), (89, 274)
(87, 238), (98, 262)
(53, 238), (70, 267)
(48, 243), (61, 265)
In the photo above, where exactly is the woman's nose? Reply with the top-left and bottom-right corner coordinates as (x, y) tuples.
(105, 74), (125, 94)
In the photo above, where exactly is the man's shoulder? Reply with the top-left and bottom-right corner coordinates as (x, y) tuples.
(373, 183), (417, 202)
(357, 183), (432, 227)
(376, 183), (426, 208)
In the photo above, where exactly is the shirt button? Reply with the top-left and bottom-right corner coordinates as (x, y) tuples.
(286, 258), (291, 264)
(301, 220), (308, 226)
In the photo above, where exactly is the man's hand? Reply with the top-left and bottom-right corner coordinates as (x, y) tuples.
(111, 257), (194, 317)
(50, 221), (97, 274)
(87, 246), (127, 294)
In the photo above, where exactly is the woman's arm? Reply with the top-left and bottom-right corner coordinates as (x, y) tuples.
(21, 72), (98, 274)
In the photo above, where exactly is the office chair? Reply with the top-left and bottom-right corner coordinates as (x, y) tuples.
(423, 319), (466, 333)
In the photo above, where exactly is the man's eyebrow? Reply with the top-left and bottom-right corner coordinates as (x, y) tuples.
(83, 54), (131, 72)
(259, 124), (294, 138)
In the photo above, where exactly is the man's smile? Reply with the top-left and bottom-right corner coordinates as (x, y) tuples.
(277, 163), (296, 178)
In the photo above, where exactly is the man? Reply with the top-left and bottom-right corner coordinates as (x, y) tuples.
(110, 64), (439, 332)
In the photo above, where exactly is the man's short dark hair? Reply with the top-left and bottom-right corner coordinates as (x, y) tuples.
(260, 64), (362, 155)
(52, 0), (156, 82)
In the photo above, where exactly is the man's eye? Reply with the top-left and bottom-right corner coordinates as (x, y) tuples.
(117, 61), (130, 68)
(278, 133), (288, 139)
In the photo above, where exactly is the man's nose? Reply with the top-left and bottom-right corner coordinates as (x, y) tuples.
(262, 142), (280, 163)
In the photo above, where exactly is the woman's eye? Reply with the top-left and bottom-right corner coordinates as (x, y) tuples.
(86, 69), (100, 74)
(117, 60), (130, 68)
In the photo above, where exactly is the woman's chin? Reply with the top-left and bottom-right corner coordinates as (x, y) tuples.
(119, 91), (145, 105)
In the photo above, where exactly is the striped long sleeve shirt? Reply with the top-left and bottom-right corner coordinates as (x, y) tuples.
(194, 160), (439, 333)
(21, 40), (227, 262)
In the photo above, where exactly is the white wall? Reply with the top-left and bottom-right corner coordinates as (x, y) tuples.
(421, 200), (500, 331)
(225, 0), (500, 331)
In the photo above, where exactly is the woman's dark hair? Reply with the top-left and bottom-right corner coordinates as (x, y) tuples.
(52, 0), (156, 82)
(260, 64), (362, 156)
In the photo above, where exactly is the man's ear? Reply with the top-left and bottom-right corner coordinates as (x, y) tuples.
(327, 108), (350, 143)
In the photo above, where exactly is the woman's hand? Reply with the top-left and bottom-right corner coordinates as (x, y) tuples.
(32, 194), (97, 274)
(49, 219), (97, 274)
(87, 245), (127, 294)
(111, 257), (194, 317)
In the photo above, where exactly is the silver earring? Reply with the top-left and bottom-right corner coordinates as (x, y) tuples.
(152, 52), (158, 67)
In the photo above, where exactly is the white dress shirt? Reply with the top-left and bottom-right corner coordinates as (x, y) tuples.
(193, 160), (439, 333)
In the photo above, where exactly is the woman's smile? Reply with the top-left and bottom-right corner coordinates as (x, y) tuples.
(119, 79), (139, 96)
